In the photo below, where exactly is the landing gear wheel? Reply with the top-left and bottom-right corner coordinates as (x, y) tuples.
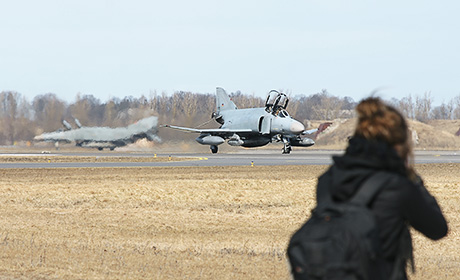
(210, 145), (218, 154)
(282, 145), (291, 154)
(282, 138), (292, 154)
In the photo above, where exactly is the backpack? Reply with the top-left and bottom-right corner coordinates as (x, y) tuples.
(287, 172), (391, 280)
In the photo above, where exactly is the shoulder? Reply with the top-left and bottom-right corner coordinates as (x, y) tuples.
(377, 172), (414, 199)
(369, 172), (416, 215)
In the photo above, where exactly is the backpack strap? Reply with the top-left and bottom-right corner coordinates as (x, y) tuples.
(316, 174), (335, 205)
(349, 172), (392, 206)
(317, 171), (391, 206)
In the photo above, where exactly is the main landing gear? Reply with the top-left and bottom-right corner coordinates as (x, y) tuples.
(210, 145), (218, 154)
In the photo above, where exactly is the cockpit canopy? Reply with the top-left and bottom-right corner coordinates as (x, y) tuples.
(265, 90), (289, 115)
(265, 90), (279, 108)
(277, 109), (290, 118)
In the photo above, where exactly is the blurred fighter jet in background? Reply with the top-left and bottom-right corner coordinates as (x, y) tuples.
(34, 116), (160, 150)
(163, 87), (331, 154)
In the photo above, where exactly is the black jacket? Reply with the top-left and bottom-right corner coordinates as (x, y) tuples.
(317, 137), (448, 279)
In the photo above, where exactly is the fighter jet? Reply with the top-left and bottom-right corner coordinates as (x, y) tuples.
(34, 116), (160, 150)
(163, 87), (331, 154)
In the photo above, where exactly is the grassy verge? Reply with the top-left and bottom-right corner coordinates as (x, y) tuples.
(0, 164), (458, 279)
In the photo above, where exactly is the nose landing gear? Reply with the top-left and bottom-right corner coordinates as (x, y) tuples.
(282, 144), (292, 154)
(282, 139), (291, 154)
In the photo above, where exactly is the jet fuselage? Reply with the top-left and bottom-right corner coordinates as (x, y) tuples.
(220, 107), (304, 136)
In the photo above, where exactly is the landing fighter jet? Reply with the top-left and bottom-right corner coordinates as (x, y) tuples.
(163, 88), (331, 154)
(34, 116), (160, 150)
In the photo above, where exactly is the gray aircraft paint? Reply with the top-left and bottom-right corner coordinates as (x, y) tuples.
(219, 108), (304, 135)
(34, 116), (160, 149)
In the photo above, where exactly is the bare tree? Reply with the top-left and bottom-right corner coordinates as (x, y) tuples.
(395, 94), (415, 119)
(0, 91), (18, 144)
(0, 91), (36, 144)
(452, 95), (460, 119)
(415, 92), (433, 122)
(69, 93), (104, 126)
(432, 100), (454, 120)
(14, 95), (35, 142)
(33, 93), (67, 132)
(307, 90), (344, 120)
(103, 99), (118, 126)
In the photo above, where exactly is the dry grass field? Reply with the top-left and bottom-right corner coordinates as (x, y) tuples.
(0, 163), (458, 279)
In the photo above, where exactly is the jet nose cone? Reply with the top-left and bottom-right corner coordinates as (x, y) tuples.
(290, 121), (305, 134)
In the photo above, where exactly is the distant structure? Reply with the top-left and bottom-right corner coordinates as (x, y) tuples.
(411, 129), (419, 145)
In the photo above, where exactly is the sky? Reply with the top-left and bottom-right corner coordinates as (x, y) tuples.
(1, 0), (459, 105)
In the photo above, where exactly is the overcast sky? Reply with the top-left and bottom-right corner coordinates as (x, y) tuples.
(1, 0), (459, 105)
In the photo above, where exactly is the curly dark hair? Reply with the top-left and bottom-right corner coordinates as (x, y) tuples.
(354, 97), (413, 167)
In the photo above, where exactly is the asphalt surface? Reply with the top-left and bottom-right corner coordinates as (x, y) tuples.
(0, 150), (460, 168)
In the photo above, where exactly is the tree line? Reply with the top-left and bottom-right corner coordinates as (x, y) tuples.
(0, 90), (459, 145)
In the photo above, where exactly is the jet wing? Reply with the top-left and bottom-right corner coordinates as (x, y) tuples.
(162, 125), (252, 135)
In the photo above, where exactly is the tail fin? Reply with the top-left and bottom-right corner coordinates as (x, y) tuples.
(216, 87), (237, 113)
(62, 120), (72, 130)
(75, 118), (82, 128)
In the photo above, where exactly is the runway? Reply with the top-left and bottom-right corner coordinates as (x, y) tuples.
(0, 150), (459, 168)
